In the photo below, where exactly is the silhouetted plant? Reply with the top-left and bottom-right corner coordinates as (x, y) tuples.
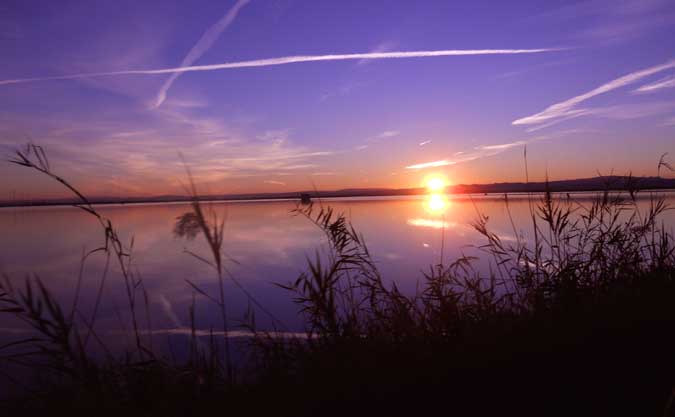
(1, 143), (674, 416)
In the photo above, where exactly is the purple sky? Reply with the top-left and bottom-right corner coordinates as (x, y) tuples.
(1, 0), (675, 199)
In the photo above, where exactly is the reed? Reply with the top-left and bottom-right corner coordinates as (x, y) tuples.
(1, 143), (674, 416)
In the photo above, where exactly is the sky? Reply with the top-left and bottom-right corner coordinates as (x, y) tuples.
(1, 0), (675, 199)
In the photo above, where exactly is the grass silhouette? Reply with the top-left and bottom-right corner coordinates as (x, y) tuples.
(1, 143), (674, 416)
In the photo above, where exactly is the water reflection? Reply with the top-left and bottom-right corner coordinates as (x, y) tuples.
(1, 193), (674, 345)
(411, 192), (452, 228)
(425, 193), (450, 213)
(407, 218), (453, 229)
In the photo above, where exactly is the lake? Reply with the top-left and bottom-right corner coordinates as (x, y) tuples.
(1, 192), (674, 350)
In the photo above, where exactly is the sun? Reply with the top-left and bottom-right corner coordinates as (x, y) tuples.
(425, 176), (446, 193)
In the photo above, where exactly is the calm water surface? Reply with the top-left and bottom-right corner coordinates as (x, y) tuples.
(1, 193), (674, 347)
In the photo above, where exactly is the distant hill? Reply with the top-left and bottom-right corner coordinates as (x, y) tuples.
(2, 176), (674, 208)
(449, 176), (675, 194)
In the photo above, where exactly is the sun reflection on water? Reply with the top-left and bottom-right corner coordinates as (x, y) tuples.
(408, 183), (453, 232)
(425, 193), (450, 214)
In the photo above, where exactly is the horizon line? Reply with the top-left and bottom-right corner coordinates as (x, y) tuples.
(2, 174), (673, 208)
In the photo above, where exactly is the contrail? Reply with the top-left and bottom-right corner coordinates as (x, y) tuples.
(152, 0), (250, 108)
(634, 75), (675, 93)
(0, 48), (559, 87)
(513, 59), (675, 127)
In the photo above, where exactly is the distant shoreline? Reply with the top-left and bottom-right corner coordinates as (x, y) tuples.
(2, 175), (674, 209)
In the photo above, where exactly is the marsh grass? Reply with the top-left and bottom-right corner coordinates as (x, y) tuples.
(263, 187), (675, 416)
(1, 143), (674, 416)
(278, 186), (673, 337)
(1, 145), (236, 403)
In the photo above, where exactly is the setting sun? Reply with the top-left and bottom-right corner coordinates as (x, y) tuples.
(425, 176), (447, 193)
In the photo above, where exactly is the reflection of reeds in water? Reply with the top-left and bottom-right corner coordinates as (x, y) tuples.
(1, 143), (674, 415)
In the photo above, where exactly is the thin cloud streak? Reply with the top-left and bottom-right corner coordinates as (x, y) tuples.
(377, 130), (400, 138)
(220, 151), (333, 162)
(406, 137), (551, 170)
(359, 130), (401, 148)
(0, 48), (560, 86)
(524, 100), (675, 131)
(634, 75), (675, 93)
(406, 160), (455, 169)
(513, 59), (675, 127)
(152, 0), (250, 108)
(475, 140), (527, 151)
(264, 180), (286, 186)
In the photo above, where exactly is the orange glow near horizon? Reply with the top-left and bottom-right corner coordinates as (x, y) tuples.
(424, 175), (447, 193)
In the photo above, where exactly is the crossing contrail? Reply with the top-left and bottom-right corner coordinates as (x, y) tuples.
(0, 48), (560, 87)
(152, 0), (250, 108)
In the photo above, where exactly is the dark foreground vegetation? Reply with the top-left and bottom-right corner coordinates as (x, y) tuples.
(1, 144), (674, 416)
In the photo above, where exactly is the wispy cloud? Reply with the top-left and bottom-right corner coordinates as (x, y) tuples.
(475, 140), (528, 151)
(523, 100), (675, 132)
(218, 151), (333, 162)
(634, 75), (675, 93)
(406, 136), (551, 170)
(264, 180), (286, 186)
(152, 0), (250, 108)
(419, 140), (432, 146)
(161, 97), (209, 109)
(0, 48), (560, 87)
(356, 130), (401, 150)
(533, 0), (675, 44)
(588, 101), (675, 119)
(377, 130), (400, 139)
(0, 107), (337, 195)
(406, 159), (455, 169)
(513, 59), (675, 128)
(109, 129), (155, 138)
